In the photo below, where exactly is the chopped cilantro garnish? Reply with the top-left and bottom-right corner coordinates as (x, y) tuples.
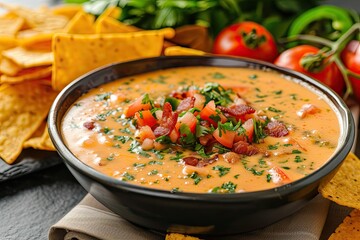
(190, 172), (202, 185)
(212, 165), (231, 177)
(121, 172), (135, 181)
(292, 149), (302, 154)
(95, 92), (111, 102)
(133, 163), (146, 168)
(211, 181), (237, 193)
(148, 169), (159, 175)
(267, 107), (283, 113)
(212, 72), (225, 79)
(114, 135), (132, 144)
(200, 82), (233, 106)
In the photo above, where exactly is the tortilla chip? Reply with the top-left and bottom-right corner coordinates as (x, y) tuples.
(319, 152), (360, 209)
(328, 209), (360, 240)
(0, 17), (24, 36)
(24, 125), (55, 151)
(97, 6), (121, 19)
(51, 4), (83, 19)
(0, 3), (69, 31)
(52, 28), (175, 90)
(17, 31), (53, 50)
(0, 66), (52, 83)
(165, 233), (200, 240)
(95, 16), (140, 34)
(0, 81), (58, 164)
(64, 11), (95, 34)
(2, 46), (53, 68)
(0, 57), (22, 76)
(164, 46), (206, 56)
(0, 36), (17, 53)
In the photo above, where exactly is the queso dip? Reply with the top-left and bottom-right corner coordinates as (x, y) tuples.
(62, 66), (340, 193)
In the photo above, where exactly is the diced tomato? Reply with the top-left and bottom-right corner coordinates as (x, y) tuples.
(135, 110), (157, 128)
(169, 128), (179, 143)
(175, 112), (197, 133)
(242, 119), (254, 143)
(213, 127), (236, 148)
(136, 125), (156, 142)
(268, 166), (291, 184)
(193, 93), (206, 110)
(124, 95), (151, 117)
(199, 100), (227, 126)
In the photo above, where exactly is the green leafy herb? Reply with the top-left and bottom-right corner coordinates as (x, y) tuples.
(212, 72), (225, 79)
(95, 92), (111, 101)
(200, 82), (233, 106)
(121, 172), (135, 181)
(148, 169), (159, 175)
(190, 172), (202, 185)
(211, 181), (237, 193)
(212, 165), (231, 177)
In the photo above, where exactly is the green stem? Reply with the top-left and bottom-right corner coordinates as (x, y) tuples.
(334, 57), (353, 100)
(279, 34), (334, 48)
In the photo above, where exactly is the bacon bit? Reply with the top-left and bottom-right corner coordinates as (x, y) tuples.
(232, 141), (259, 156)
(170, 91), (187, 100)
(176, 96), (195, 113)
(197, 154), (218, 167)
(217, 104), (255, 119)
(153, 102), (178, 137)
(183, 157), (200, 166)
(265, 121), (289, 137)
(199, 134), (214, 146)
(182, 154), (218, 168)
(83, 121), (95, 130)
(222, 152), (240, 164)
(296, 104), (320, 119)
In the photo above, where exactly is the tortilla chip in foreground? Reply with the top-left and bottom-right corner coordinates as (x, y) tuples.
(52, 28), (175, 90)
(0, 81), (58, 164)
(319, 152), (360, 209)
(328, 209), (360, 240)
(24, 125), (55, 151)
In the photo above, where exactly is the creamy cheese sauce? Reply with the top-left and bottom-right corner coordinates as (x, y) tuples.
(62, 66), (340, 193)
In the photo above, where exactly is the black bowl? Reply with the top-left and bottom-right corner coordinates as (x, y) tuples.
(48, 56), (355, 236)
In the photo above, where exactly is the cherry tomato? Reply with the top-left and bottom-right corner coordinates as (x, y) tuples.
(213, 21), (278, 62)
(341, 40), (360, 102)
(274, 45), (345, 95)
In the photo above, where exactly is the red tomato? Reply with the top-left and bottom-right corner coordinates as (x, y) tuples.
(175, 112), (197, 133)
(274, 45), (345, 95)
(213, 21), (278, 62)
(213, 128), (236, 148)
(199, 100), (227, 126)
(135, 110), (157, 128)
(124, 96), (151, 117)
(341, 40), (360, 102)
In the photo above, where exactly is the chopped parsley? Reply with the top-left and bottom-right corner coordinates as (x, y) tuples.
(211, 181), (237, 193)
(212, 165), (231, 177)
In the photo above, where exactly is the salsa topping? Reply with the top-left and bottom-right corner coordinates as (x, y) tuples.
(120, 83), (289, 168)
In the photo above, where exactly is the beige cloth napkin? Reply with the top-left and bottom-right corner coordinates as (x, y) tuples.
(49, 194), (330, 240)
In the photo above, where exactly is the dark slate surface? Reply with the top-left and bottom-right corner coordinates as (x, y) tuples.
(0, 163), (86, 240)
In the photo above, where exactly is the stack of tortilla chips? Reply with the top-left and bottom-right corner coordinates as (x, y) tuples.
(0, 3), (174, 164)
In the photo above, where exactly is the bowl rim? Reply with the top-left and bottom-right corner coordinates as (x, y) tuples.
(48, 55), (355, 202)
